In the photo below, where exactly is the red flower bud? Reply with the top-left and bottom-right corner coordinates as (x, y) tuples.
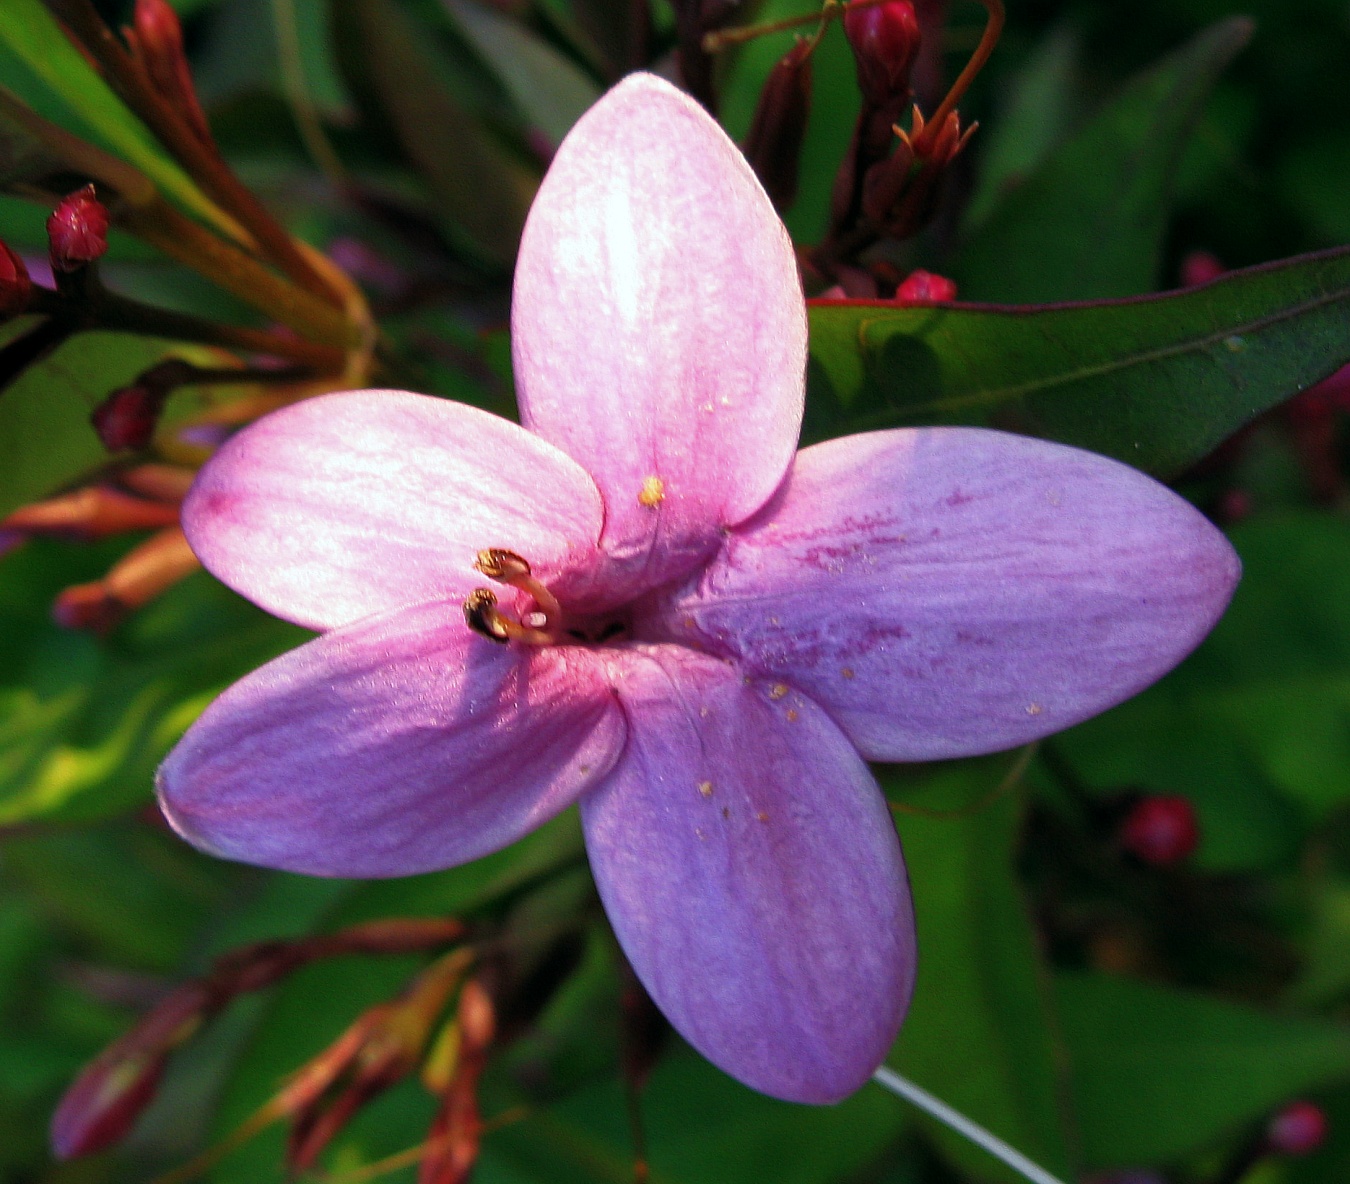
(1266, 1100), (1327, 1156)
(47, 186), (110, 273)
(1180, 250), (1225, 288)
(843, 0), (921, 107)
(51, 984), (211, 1159)
(1119, 794), (1199, 866)
(53, 526), (199, 633)
(91, 383), (169, 452)
(895, 269), (957, 303)
(131, 0), (213, 146)
(744, 39), (813, 214)
(0, 241), (32, 317)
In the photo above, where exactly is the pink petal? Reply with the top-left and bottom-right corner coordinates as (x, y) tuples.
(157, 600), (625, 877)
(652, 429), (1240, 761)
(183, 390), (605, 630)
(512, 73), (807, 607)
(583, 645), (914, 1103)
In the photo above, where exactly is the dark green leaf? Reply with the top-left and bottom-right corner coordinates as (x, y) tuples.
(0, 329), (208, 521)
(952, 18), (1252, 301)
(441, 0), (599, 150)
(885, 761), (1074, 1182)
(1057, 972), (1350, 1167)
(806, 245), (1350, 476)
(332, 0), (537, 266)
(961, 26), (1081, 234)
(1061, 514), (1350, 845)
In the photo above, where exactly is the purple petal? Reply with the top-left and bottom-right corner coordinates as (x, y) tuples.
(652, 428), (1240, 761)
(513, 74), (807, 607)
(583, 644), (914, 1103)
(157, 601), (625, 877)
(184, 390), (605, 630)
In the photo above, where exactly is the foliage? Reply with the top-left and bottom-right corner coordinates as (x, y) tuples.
(0, 0), (1349, 1182)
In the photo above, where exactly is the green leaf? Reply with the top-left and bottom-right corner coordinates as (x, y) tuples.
(952, 18), (1252, 301)
(1056, 972), (1350, 1167)
(0, 823), (228, 972)
(885, 761), (1074, 1183)
(806, 245), (1350, 477)
(487, 1045), (907, 1184)
(441, 0), (599, 151)
(332, 0), (537, 266)
(1061, 514), (1350, 843)
(0, 544), (306, 823)
(961, 25), (1081, 234)
(0, 0), (241, 237)
(0, 328), (211, 521)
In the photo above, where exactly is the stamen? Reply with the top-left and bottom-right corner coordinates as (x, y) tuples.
(463, 588), (509, 643)
(462, 587), (556, 647)
(473, 548), (563, 633)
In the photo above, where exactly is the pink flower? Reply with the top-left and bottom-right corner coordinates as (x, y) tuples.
(157, 74), (1239, 1103)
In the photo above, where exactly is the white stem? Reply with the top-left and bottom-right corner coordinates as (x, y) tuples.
(872, 1065), (1069, 1184)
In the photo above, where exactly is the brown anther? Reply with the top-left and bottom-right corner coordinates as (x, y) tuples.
(470, 546), (563, 638)
(474, 549), (531, 582)
(463, 589), (510, 644)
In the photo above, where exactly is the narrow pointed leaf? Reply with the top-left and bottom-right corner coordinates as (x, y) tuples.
(441, 0), (599, 151)
(807, 245), (1350, 476)
(952, 18), (1252, 301)
(886, 762), (1075, 1183)
(0, 0), (241, 237)
(333, 0), (537, 266)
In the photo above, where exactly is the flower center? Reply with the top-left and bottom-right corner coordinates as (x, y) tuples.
(463, 549), (634, 648)
(463, 549), (562, 646)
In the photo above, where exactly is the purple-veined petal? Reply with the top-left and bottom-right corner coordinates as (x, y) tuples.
(513, 73), (807, 607)
(582, 644), (914, 1103)
(183, 390), (605, 630)
(653, 428), (1241, 761)
(157, 600), (625, 877)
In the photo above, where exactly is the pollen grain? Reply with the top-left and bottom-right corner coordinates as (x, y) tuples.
(638, 475), (665, 506)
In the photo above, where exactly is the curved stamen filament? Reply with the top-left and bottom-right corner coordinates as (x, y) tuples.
(463, 549), (562, 646)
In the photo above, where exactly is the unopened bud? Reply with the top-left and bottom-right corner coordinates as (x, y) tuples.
(48, 186), (110, 273)
(51, 984), (211, 1159)
(1180, 250), (1225, 288)
(91, 383), (169, 452)
(844, 0), (921, 107)
(1119, 794), (1199, 866)
(744, 39), (813, 213)
(0, 242), (32, 317)
(1, 486), (180, 541)
(53, 526), (198, 632)
(132, 0), (213, 145)
(1266, 1100), (1327, 1156)
(895, 269), (956, 303)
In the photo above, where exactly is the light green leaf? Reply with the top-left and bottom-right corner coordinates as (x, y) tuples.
(0, 545), (306, 824)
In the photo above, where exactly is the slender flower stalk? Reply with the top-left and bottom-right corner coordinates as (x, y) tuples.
(872, 1066), (1068, 1184)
